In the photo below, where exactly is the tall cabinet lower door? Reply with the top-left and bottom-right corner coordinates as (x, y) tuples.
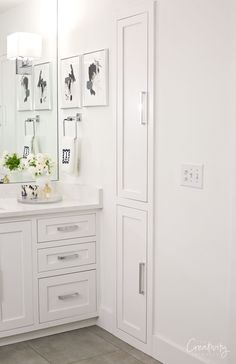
(0, 221), (34, 332)
(117, 206), (147, 342)
(117, 13), (148, 202)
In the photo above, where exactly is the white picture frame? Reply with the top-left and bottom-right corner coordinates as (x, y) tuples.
(16, 74), (33, 111)
(83, 49), (108, 106)
(34, 62), (51, 110)
(61, 55), (81, 108)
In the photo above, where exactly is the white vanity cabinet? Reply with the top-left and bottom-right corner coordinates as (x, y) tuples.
(0, 221), (34, 332)
(37, 214), (97, 325)
(0, 202), (100, 343)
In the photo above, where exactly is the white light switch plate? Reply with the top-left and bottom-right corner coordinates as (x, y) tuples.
(181, 164), (204, 189)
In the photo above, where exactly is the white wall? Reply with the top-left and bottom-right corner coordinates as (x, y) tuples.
(154, 1), (234, 364)
(58, 1), (235, 364)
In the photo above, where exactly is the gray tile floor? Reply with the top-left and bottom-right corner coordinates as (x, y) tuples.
(0, 326), (162, 364)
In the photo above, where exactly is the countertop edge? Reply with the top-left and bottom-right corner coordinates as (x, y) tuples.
(0, 202), (103, 220)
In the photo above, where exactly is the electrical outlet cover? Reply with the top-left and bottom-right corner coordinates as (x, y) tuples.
(181, 164), (204, 189)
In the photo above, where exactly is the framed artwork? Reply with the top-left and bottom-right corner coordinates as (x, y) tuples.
(16, 74), (33, 111)
(83, 49), (108, 106)
(61, 55), (81, 108)
(34, 62), (51, 110)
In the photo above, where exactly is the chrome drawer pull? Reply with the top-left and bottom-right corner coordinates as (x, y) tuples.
(58, 292), (79, 300)
(139, 262), (145, 295)
(57, 254), (79, 261)
(57, 225), (79, 233)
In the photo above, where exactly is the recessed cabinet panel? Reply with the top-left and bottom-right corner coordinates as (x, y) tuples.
(117, 13), (148, 202)
(0, 221), (33, 331)
(117, 206), (147, 342)
(38, 242), (96, 272)
(38, 214), (96, 243)
(39, 271), (97, 323)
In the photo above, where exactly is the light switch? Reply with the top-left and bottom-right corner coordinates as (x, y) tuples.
(181, 164), (204, 189)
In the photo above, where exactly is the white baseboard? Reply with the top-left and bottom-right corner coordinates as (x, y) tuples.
(152, 334), (217, 364)
(97, 305), (115, 333)
(97, 308), (220, 364)
(115, 328), (151, 354)
(0, 319), (97, 347)
(97, 305), (152, 355)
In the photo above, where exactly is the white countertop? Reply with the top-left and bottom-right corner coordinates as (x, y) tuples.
(0, 183), (103, 219)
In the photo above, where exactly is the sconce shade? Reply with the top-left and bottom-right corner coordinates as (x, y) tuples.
(7, 32), (42, 60)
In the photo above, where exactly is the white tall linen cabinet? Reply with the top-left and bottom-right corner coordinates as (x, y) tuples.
(116, 1), (155, 348)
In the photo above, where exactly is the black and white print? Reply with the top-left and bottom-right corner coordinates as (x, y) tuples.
(62, 148), (71, 164)
(61, 56), (81, 108)
(34, 62), (51, 110)
(16, 74), (32, 111)
(83, 49), (108, 106)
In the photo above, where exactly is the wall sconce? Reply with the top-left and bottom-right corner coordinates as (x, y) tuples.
(7, 32), (42, 74)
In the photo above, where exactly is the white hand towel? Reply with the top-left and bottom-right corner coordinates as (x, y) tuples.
(73, 138), (81, 175)
(61, 137), (76, 174)
(23, 135), (33, 158)
(32, 136), (40, 154)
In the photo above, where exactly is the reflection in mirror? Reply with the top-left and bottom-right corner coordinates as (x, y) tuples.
(0, 0), (58, 183)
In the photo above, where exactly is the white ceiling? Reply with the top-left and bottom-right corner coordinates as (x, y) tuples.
(0, 0), (26, 14)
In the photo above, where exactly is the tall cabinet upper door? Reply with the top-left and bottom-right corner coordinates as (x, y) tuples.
(117, 13), (148, 202)
(0, 221), (34, 332)
(117, 206), (147, 342)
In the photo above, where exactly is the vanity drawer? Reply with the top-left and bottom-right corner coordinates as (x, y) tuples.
(38, 242), (96, 272)
(39, 271), (97, 323)
(37, 214), (96, 242)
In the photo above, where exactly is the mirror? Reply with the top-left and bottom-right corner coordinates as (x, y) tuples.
(0, 0), (58, 183)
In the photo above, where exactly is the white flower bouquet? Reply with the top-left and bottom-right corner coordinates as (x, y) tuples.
(24, 153), (54, 179)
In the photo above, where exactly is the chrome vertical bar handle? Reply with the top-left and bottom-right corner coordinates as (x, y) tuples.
(139, 262), (145, 295)
(139, 91), (148, 125)
(0, 270), (3, 302)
